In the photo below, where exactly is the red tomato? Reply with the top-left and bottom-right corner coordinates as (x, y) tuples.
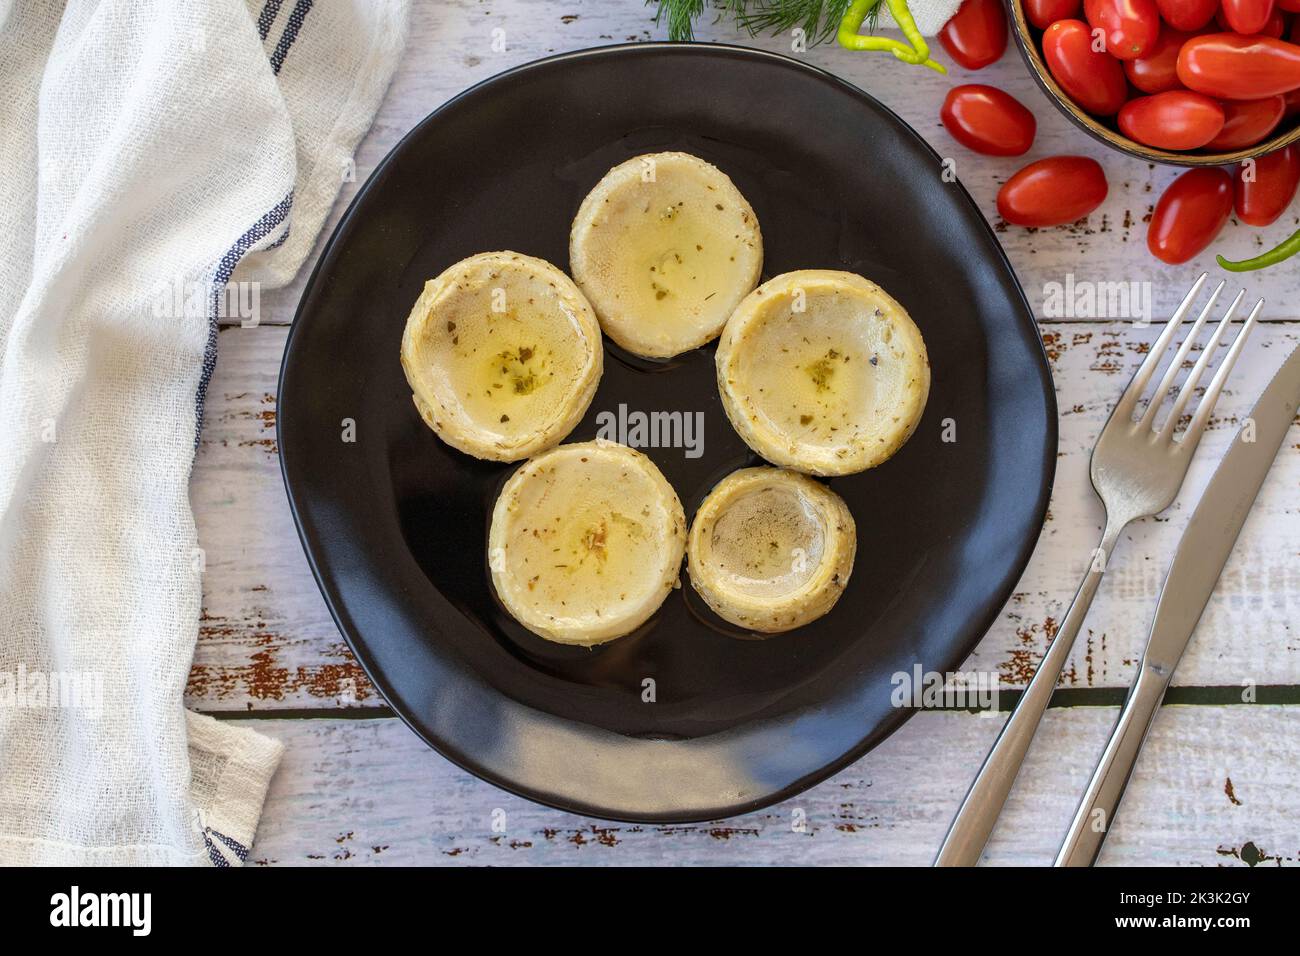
(940, 0), (1008, 70)
(1262, 8), (1287, 37)
(1118, 91), (1226, 148)
(1026, 0), (1083, 28)
(1147, 167), (1233, 263)
(1157, 0), (1219, 30)
(1125, 28), (1197, 92)
(1220, 0), (1276, 34)
(1178, 34), (1300, 99)
(941, 85), (1038, 155)
(1206, 95), (1286, 149)
(1284, 87), (1300, 116)
(1043, 20), (1130, 114)
(1281, 0), (1300, 11)
(997, 156), (1109, 226)
(1216, 4), (1286, 31)
(1235, 144), (1300, 224)
(1085, 0), (1162, 59)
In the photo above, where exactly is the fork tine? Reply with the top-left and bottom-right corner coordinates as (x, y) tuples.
(1160, 288), (1243, 438)
(1181, 297), (1263, 449)
(1115, 272), (1208, 418)
(1139, 279), (1225, 429)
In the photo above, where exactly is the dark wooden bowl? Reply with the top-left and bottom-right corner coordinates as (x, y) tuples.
(1007, 0), (1300, 166)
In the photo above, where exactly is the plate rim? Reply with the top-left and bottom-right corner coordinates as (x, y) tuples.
(276, 41), (1059, 823)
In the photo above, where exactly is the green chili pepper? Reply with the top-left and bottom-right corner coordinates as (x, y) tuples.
(838, 0), (947, 73)
(1217, 227), (1300, 272)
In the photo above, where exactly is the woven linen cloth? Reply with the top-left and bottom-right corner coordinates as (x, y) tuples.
(0, 0), (408, 865)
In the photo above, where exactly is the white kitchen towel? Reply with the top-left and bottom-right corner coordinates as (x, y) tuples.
(0, 0), (408, 865)
(880, 0), (965, 37)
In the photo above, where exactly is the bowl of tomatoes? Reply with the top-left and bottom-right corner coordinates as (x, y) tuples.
(1008, 0), (1300, 165)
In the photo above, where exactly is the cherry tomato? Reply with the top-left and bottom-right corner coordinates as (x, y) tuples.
(939, 0), (1008, 70)
(1147, 167), (1233, 263)
(1085, 0), (1162, 59)
(1220, 0), (1276, 34)
(1178, 34), (1300, 99)
(1281, 0), (1300, 11)
(1284, 87), (1300, 116)
(1225, 7), (1287, 35)
(1156, 0), (1219, 30)
(1118, 91), (1226, 148)
(1235, 144), (1300, 224)
(1043, 20), (1130, 114)
(1216, 3), (1287, 32)
(1206, 95), (1286, 149)
(1125, 28), (1197, 92)
(941, 85), (1038, 155)
(1026, 0), (1083, 28)
(997, 156), (1109, 226)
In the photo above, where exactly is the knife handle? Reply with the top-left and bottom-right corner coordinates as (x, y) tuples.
(1054, 665), (1170, 866)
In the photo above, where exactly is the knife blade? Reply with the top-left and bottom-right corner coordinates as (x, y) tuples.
(1055, 344), (1300, 866)
(1143, 343), (1300, 676)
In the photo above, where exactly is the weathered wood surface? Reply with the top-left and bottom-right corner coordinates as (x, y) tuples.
(191, 321), (1300, 710)
(229, 0), (1300, 329)
(188, 0), (1300, 864)
(238, 706), (1300, 865)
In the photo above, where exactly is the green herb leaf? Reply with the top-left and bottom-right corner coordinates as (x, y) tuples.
(652, 0), (864, 45)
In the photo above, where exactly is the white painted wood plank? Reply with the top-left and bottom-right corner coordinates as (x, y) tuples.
(240, 705), (1300, 865)
(976, 324), (1300, 692)
(189, 320), (1300, 710)
(190, 327), (376, 708)
(230, 0), (1300, 330)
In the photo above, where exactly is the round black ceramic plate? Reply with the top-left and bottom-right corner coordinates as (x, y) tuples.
(279, 43), (1056, 823)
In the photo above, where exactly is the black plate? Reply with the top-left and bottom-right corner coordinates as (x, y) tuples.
(279, 43), (1056, 822)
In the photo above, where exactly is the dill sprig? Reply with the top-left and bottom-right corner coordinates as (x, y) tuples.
(654, 0), (709, 42)
(652, 0), (880, 45)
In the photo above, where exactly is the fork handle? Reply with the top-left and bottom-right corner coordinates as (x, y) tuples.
(1053, 665), (1170, 866)
(934, 523), (1123, 866)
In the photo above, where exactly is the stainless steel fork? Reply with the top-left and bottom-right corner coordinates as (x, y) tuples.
(934, 273), (1261, 867)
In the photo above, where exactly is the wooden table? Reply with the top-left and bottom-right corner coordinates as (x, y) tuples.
(194, 0), (1300, 865)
